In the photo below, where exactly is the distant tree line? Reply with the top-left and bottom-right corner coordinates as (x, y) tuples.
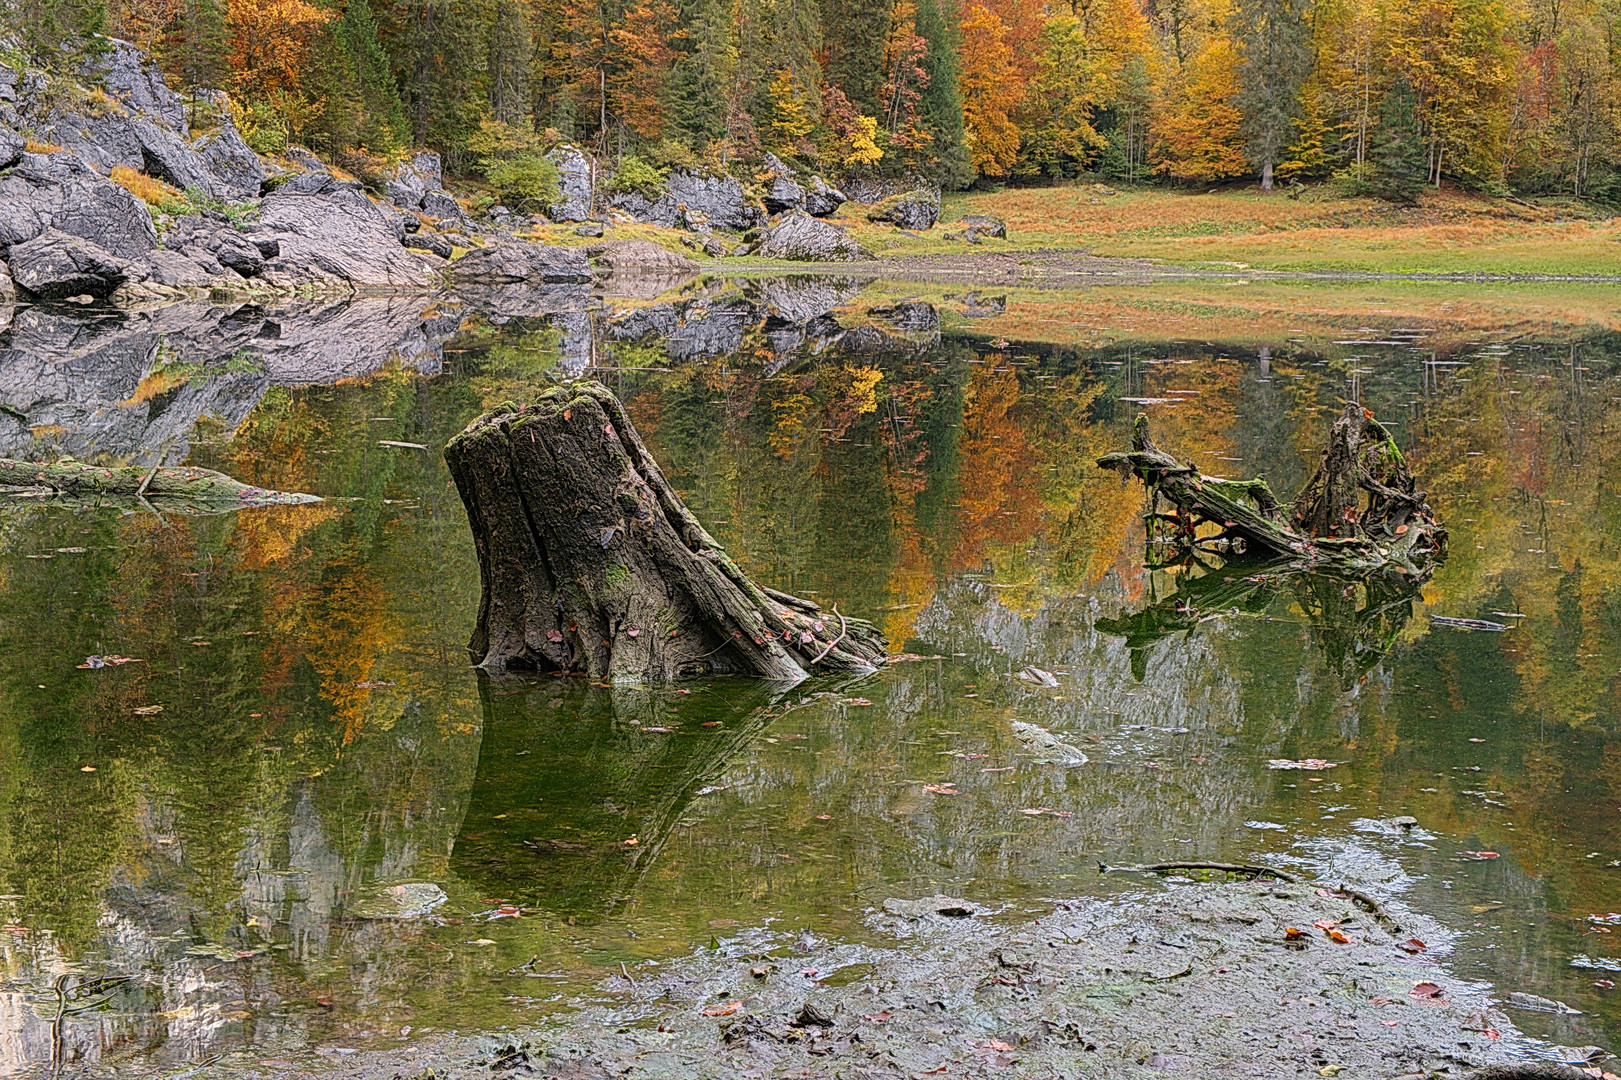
(6, 0), (1620, 200)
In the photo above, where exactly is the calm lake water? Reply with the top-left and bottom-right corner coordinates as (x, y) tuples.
(1, 278), (1618, 1073)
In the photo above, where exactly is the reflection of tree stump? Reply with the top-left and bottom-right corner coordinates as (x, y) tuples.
(1098, 403), (1446, 578)
(445, 382), (886, 680)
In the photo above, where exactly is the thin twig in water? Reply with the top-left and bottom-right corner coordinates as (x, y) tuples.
(809, 607), (849, 665)
(1098, 861), (1301, 883)
(1339, 884), (1403, 933)
(135, 462), (161, 498)
(1146, 963), (1193, 982)
(620, 961), (637, 996)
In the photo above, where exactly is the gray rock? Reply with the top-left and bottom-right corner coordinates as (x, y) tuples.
(256, 187), (439, 290)
(404, 232), (453, 259)
(164, 215), (266, 277)
(383, 150), (442, 209)
(449, 242), (591, 284)
(194, 108), (267, 200)
(755, 210), (870, 262)
(137, 248), (235, 289)
(874, 300), (939, 332)
(0, 261), (13, 300)
(40, 112), (143, 174)
(606, 170), (764, 232)
(730, 243), (753, 257)
(1009, 720), (1089, 765)
(274, 169), (359, 196)
(763, 175), (805, 215)
(752, 276), (863, 324)
(587, 239), (698, 274)
(574, 222), (604, 238)
(132, 115), (217, 194)
(9, 230), (130, 299)
(803, 175), (846, 217)
(349, 882), (448, 919)
(962, 291), (1006, 317)
(0, 155), (157, 259)
(547, 145), (594, 222)
(882, 896), (981, 919)
(421, 190), (468, 223)
(866, 188), (939, 231)
(958, 213), (1007, 239)
(0, 123), (25, 170)
(89, 39), (187, 131)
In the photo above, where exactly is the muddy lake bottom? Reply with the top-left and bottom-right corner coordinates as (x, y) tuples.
(0, 275), (1618, 1076)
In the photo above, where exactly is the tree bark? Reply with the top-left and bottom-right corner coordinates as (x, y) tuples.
(1097, 403), (1446, 579)
(0, 458), (320, 506)
(444, 381), (888, 681)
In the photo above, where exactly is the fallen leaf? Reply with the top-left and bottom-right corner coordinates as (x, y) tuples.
(1327, 929), (1351, 944)
(1381, 1020), (1400, 1027)
(845, 698), (873, 706)
(1483, 1027), (1501, 1039)
(1594, 980), (1615, 989)
(702, 1001), (743, 1017)
(1320, 1066), (1342, 1077)
(1313, 920), (1341, 931)
(80, 765), (96, 772)
(1409, 982), (1444, 999)
(547, 629), (564, 643)
(977, 1039), (1015, 1052)
(923, 783), (958, 795)
(627, 628), (641, 637)
(1462, 851), (1501, 860)
(814, 814), (831, 820)
(1284, 928), (1308, 941)
(862, 1010), (893, 1023)
(1398, 938), (1427, 954)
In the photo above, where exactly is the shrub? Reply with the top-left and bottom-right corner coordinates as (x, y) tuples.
(606, 154), (668, 200)
(235, 99), (289, 156)
(110, 165), (191, 214)
(484, 155), (562, 207)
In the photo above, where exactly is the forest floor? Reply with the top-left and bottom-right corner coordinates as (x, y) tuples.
(839, 183), (1621, 278)
(103, 876), (1612, 1080)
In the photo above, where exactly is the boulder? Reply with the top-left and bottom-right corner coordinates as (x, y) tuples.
(40, 112), (144, 174)
(586, 239), (698, 274)
(449, 242), (591, 284)
(606, 169), (764, 232)
(958, 213), (1007, 239)
(137, 248), (239, 289)
(89, 39), (188, 131)
(763, 175), (805, 215)
(163, 215), (267, 277)
(575, 222), (605, 238)
(0, 155), (158, 259)
(194, 107), (267, 200)
(752, 276), (865, 324)
(547, 145), (594, 222)
(132, 116), (218, 194)
(421, 190), (469, 223)
(404, 232), (453, 259)
(803, 176), (846, 217)
(274, 169), (360, 196)
(9, 230), (130, 299)
(755, 210), (870, 262)
(255, 187), (439, 290)
(0, 261), (14, 300)
(0, 124), (21, 171)
(866, 188), (939, 231)
(874, 300), (940, 332)
(384, 150), (443, 209)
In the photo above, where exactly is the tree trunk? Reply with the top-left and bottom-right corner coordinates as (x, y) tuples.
(0, 458), (320, 506)
(445, 382), (888, 681)
(1261, 160), (1274, 191)
(1097, 403), (1447, 579)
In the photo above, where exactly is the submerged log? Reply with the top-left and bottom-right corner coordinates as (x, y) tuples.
(1098, 403), (1446, 578)
(0, 458), (320, 506)
(445, 381), (887, 680)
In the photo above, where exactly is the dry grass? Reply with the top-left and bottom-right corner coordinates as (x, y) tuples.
(842, 183), (1621, 276)
(23, 138), (62, 154)
(109, 165), (188, 210)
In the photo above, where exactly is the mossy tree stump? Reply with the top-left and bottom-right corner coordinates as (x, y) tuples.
(445, 382), (887, 681)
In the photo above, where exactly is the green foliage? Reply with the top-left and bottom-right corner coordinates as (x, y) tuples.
(607, 154), (671, 199)
(1231, 0), (1312, 187)
(13, 0), (106, 69)
(237, 100), (290, 155)
(1368, 79), (1426, 204)
(915, 0), (973, 188)
(467, 118), (561, 208)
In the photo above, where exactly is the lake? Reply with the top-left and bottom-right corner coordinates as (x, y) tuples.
(1, 276), (1617, 1073)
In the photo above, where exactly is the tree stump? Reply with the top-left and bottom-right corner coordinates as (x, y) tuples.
(444, 381), (887, 680)
(1098, 403), (1447, 579)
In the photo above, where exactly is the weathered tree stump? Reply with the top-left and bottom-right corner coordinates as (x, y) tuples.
(444, 381), (887, 680)
(0, 458), (320, 506)
(1098, 403), (1446, 579)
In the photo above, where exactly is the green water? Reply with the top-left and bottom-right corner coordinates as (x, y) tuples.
(1, 287), (1619, 1072)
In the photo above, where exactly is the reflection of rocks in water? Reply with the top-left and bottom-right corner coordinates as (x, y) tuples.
(0, 299), (457, 464)
(553, 311), (595, 376)
(454, 283), (596, 320)
(747, 276), (864, 325)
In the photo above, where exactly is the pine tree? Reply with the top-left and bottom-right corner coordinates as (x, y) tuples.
(823, 0), (893, 115)
(1232, 0), (1313, 189)
(1369, 77), (1426, 203)
(487, 0), (531, 126)
(341, 0), (406, 148)
(666, 0), (737, 149)
(169, 0), (228, 93)
(16, 0), (107, 69)
(915, 0), (973, 187)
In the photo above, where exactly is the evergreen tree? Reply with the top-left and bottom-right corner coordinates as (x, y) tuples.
(1232, 0), (1312, 190)
(341, 0), (406, 148)
(168, 0), (228, 94)
(1369, 77), (1426, 202)
(666, 0), (736, 149)
(823, 0), (893, 115)
(916, 0), (973, 187)
(488, 0), (532, 126)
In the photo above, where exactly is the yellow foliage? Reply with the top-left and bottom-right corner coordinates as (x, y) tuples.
(24, 139), (62, 153)
(120, 366), (193, 407)
(110, 165), (186, 209)
(843, 115), (884, 168)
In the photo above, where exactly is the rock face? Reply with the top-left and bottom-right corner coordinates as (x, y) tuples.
(41, 106), (258, 201)
(449, 242), (592, 284)
(755, 211), (870, 262)
(958, 213), (1007, 239)
(0, 155), (158, 259)
(803, 176), (847, 217)
(763, 174), (805, 215)
(136, 248), (238, 289)
(164, 215), (266, 277)
(193, 107), (267, 199)
(874, 300), (940, 332)
(0, 262), (15, 300)
(404, 233), (453, 259)
(547, 146), (594, 222)
(587, 240), (698, 274)
(89, 39), (188, 131)
(866, 189), (939, 231)
(255, 187), (439, 291)
(421, 190), (469, 224)
(607, 170), (765, 232)
(9, 230), (130, 299)
(0, 125), (24, 170)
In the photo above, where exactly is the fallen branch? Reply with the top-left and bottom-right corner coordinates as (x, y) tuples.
(0, 458), (320, 506)
(1339, 884), (1404, 934)
(1098, 861), (1302, 883)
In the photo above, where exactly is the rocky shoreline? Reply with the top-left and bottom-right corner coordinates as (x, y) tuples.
(75, 877), (1615, 1080)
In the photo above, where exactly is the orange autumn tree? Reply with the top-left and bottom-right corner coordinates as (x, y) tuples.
(226, 0), (334, 98)
(960, 2), (1024, 175)
(1151, 34), (1248, 180)
(608, 1), (683, 139)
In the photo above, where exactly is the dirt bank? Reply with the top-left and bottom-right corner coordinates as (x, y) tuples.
(104, 875), (1614, 1080)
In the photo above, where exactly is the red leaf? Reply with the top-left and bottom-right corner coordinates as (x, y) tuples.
(862, 1010), (893, 1023)
(1409, 982), (1444, 999)
(1398, 938), (1427, 954)
(1312, 919), (1340, 931)
(702, 1001), (742, 1017)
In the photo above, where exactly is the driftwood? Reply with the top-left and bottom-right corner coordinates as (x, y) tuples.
(445, 381), (887, 680)
(1098, 403), (1446, 579)
(0, 458), (320, 506)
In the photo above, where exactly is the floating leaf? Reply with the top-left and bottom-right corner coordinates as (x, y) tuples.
(133, 705), (164, 715)
(702, 1001), (743, 1017)
(1267, 758), (1339, 771)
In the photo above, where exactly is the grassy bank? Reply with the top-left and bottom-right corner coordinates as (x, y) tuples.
(842, 183), (1621, 277)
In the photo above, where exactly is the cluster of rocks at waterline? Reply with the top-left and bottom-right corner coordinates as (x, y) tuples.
(193, 880), (1609, 1080)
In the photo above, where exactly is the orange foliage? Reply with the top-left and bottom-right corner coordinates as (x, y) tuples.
(608, 2), (682, 139)
(959, 4), (1024, 176)
(1151, 35), (1248, 181)
(226, 0), (335, 98)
